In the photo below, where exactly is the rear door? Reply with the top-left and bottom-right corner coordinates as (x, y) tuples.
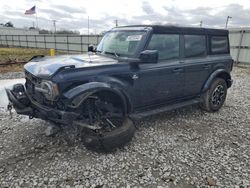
(182, 34), (212, 97)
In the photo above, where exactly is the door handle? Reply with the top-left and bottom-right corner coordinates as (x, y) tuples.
(203, 65), (211, 69)
(172, 68), (184, 73)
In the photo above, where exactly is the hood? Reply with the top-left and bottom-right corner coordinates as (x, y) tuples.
(24, 54), (118, 77)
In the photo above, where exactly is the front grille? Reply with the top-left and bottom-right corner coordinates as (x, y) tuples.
(25, 70), (41, 85)
(25, 71), (46, 104)
(26, 80), (43, 104)
(25, 71), (62, 109)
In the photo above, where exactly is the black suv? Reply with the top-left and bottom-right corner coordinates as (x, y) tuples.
(6, 25), (233, 151)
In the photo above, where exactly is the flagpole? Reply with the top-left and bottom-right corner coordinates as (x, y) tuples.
(35, 8), (38, 28)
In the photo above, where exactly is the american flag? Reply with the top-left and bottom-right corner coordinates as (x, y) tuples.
(25, 6), (36, 15)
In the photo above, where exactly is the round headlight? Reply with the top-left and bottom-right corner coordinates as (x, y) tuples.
(41, 81), (59, 100)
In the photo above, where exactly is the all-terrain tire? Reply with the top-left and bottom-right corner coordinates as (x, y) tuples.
(200, 78), (227, 112)
(82, 117), (135, 152)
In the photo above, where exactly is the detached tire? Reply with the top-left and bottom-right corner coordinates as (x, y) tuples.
(200, 78), (227, 112)
(83, 117), (135, 152)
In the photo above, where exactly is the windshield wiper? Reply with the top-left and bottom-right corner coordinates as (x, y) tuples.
(114, 52), (119, 58)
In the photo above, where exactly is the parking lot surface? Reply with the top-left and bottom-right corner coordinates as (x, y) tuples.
(0, 67), (250, 188)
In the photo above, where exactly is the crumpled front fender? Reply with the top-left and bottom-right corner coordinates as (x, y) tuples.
(63, 82), (128, 112)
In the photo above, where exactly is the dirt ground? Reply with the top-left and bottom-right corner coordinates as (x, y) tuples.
(0, 66), (250, 188)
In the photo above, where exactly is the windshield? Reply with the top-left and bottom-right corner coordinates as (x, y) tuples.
(97, 30), (146, 57)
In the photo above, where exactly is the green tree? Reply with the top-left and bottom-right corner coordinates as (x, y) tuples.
(5, 21), (14, 27)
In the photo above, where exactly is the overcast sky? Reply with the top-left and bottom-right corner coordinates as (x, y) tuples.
(1, 0), (250, 34)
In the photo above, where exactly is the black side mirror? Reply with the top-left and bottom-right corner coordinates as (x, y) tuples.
(88, 45), (96, 52)
(139, 50), (158, 64)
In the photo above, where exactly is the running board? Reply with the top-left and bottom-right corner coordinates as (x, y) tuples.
(129, 99), (200, 120)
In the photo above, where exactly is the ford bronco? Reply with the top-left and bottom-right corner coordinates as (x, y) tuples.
(6, 25), (233, 151)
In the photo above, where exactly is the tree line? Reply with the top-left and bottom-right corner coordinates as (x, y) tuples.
(0, 21), (80, 35)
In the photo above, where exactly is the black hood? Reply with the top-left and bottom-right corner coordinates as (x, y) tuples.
(24, 54), (118, 77)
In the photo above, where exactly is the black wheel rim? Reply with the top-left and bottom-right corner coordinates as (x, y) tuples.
(79, 98), (124, 134)
(211, 85), (225, 107)
(100, 115), (123, 132)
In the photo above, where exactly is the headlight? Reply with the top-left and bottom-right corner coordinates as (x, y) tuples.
(35, 81), (59, 101)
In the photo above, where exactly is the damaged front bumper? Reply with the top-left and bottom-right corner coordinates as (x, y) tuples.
(6, 84), (78, 125)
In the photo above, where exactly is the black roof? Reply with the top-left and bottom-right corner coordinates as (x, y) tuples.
(116, 25), (228, 35)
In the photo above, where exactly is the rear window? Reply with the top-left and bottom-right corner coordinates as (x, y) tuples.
(211, 36), (229, 54)
(184, 35), (206, 58)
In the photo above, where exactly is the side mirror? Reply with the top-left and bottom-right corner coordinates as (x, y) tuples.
(88, 44), (96, 52)
(139, 50), (158, 64)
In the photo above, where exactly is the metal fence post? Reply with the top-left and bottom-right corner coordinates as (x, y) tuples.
(0, 35), (2, 46)
(11, 35), (14, 47)
(67, 35), (69, 53)
(44, 35), (46, 49)
(54, 35), (56, 50)
(6, 35), (8, 47)
(35, 35), (37, 48)
(18, 35), (21, 47)
(236, 30), (244, 64)
(80, 35), (83, 53)
(26, 35), (28, 48)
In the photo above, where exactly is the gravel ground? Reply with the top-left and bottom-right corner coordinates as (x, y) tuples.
(0, 67), (250, 188)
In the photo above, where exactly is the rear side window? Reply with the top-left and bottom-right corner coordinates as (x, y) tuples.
(184, 35), (206, 58)
(147, 34), (179, 60)
(211, 36), (229, 54)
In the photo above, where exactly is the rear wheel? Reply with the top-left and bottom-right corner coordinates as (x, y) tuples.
(200, 78), (227, 112)
(75, 92), (135, 152)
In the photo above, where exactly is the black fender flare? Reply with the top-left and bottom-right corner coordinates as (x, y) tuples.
(202, 69), (232, 93)
(63, 82), (131, 113)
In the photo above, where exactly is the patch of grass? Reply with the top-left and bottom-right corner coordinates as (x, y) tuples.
(0, 47), (70, 73)
(0, 47), (51, 62)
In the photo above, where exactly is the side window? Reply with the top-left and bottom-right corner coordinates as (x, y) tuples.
(211, 36), (229, 54)
(147, 34), (179, 60)
(184, 35), (206, 58)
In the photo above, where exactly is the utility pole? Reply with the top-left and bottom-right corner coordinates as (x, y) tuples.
(199, 21), (203, 28)
(225, 16), (232, 28)
(114, 19), (118, 27)
(52, 20), (57, 33)
(87, 16), (89, 45)
(35, 10), (38, 28)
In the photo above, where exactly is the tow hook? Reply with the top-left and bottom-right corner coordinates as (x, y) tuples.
(7, 102), (13, 119)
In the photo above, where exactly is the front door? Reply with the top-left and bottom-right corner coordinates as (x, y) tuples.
(131, 33), (185, 109)
(132, 61), (185, 109)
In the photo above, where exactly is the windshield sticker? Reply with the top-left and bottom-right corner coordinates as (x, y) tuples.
(126, 35), (142, 41)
